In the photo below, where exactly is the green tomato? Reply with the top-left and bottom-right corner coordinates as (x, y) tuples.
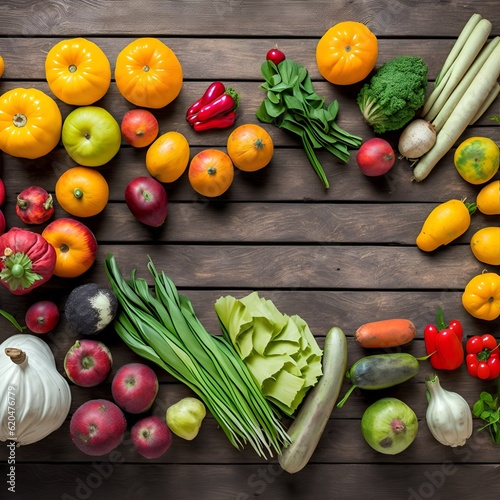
(166, 397), (206, 441)
(62, 106), (121, 167)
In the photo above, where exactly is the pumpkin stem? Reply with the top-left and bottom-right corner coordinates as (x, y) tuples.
(68, 64), (77, 73)
(5, 348), (27, 365)
(73, 189), (84, 200)
(207, 167), (217, 176)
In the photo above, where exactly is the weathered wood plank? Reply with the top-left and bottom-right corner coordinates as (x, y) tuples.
(0, 462), (497, 500)
(1, 201), (495, 244)
(31, 243), (493, 290)
(0, 0), (498, 37)
(0, 37), (490, 81)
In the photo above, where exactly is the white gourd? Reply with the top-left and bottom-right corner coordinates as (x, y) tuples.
(425, 374), (472, 447)
(0, 334), (72, 446)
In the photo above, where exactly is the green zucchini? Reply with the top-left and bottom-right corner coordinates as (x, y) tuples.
(278, 326), (348, 474)
(336, 353), (420, 408)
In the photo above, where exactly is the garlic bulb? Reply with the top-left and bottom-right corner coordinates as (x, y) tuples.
(425, 374), (472, 447)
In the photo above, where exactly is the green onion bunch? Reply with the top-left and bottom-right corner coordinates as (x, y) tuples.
(104, 254), (290, 458)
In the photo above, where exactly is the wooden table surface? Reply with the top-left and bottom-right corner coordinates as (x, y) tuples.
(1, 1), (499, 499)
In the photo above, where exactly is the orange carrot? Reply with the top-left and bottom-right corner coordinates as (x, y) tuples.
(355, 319), (416, 348)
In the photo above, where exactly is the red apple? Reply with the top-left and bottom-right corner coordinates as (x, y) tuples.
(70, 399), (127, 456)
(25, 300), (60, 334)
(64, 339), (113, 387)
(0, 210), (5, 235)
(131, 416), (172, 459)
(112, 362), (159, 414)
(356, 138), (396, 177)
(0, 179), (5, 206)
(124, 176), (168, 227)
(121, 109), (159, 148)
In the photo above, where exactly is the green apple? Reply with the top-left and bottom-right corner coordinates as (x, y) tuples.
(62, 106), (121, 167)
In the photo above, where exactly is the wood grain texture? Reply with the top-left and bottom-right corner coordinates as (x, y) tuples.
(1, 1), (500, 499)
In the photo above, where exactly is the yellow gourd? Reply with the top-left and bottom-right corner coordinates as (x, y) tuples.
(416, 199), (476, 252)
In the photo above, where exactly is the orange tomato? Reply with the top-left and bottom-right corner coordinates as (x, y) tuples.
(115, 38), (183, 109)
(55, 166), (109, 217)
(188, 149), (234, 197)
(227, 124), (274, 172)
(316, 21), (378, 85)
(0, 55), (4, 78)
(42, 218), (98, 278)
(45, 38), (111, 106)
(146, 131), (190, 183)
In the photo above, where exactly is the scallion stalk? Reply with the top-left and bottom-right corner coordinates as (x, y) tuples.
(104, 254), (290, 458)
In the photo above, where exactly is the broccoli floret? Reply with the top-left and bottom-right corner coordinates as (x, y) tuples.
(357, 56), (428, 134)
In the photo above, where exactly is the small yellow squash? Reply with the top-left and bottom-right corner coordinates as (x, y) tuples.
(470, 227), (500, 265)
(416, 199), (476, 252)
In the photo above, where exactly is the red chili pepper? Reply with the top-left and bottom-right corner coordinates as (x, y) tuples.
(186, 81), (226, 119)
(192, 110), (237, 132)
(196, 87), (239, 120)
(424, 307), (464, 370)
(466, 334), (500, 380)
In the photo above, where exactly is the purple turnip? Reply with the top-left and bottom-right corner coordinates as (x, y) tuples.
(124, 176), (168, 227)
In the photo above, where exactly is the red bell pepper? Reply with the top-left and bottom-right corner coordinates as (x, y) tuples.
(0, 227), (56, 295)
(466, 334), (500, 380)
(424, 307), (464, 370)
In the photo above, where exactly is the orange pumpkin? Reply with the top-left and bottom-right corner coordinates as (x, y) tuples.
(227, 124), (274, 172)
(115, 38), (183, 109)
(188, 149), (234, 198)
(45, 38), (111, 105)
(316, 21), (378, 85)
(42, 218), (98, 278)
(55, 167), (109, 217)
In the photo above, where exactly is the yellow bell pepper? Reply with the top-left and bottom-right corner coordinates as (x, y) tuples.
(462, 272), (500, 321)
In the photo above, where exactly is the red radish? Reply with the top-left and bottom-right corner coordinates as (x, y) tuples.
(0, 210), (5, 235)
(64, 339), (113, 387)
(0, 179), (5, 205)
(70, 399), (126, 456)
(356, 138), (396, 177)
(16, 186), (54, 224)
(121, 109), (159, 148)
(125, 176), (168, 227)
(25, 300), (60, 334)
(266, 47), (286, 65)
(131, 416), (172, 459)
